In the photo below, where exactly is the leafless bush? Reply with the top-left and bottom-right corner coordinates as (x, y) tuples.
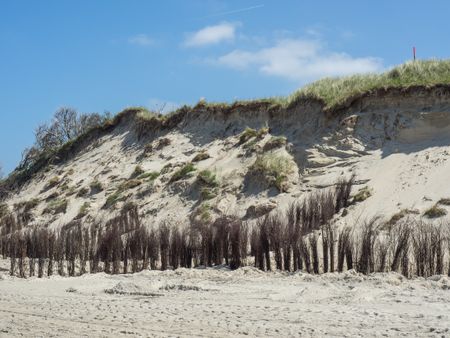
(159, 223), (171, 270)
(229, 218), (244, 270)
(47, 232), (55, 276)
(299, 236), (311, 273)
(389, 222), (411, 272)
(147, 229), (159, 270)
(335, 175), (354, 212)
(337, 227), (353, 272)
(309, 233), (319, 274)
(37, 228), (48, 278)
(375, 235), (389, 272)
(357, 218), (379, 274)
(170, 227), (182, 270)
(411, 221), (444, 277)
(321, 223), (334, 273)
(267, 214), (284, 270)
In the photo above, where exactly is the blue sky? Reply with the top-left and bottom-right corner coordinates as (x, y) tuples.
(1, 0), (450, 174)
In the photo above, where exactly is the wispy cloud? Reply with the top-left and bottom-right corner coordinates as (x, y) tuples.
(184, 22), (239, 47)
(215, 38), (383, 82)
(199, 4), (264, 19)
(128, 34), (154, 46)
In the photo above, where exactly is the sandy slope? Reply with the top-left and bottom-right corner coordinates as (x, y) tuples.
(0, 259), (449, 337)
(6, 93), (450, 232)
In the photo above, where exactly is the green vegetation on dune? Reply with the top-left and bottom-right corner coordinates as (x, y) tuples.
(3, 59), (450, 195)
(174, 59), (450, 112)
(287, 59), (450, 109)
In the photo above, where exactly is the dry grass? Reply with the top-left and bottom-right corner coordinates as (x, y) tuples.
(423, 204), (447, 218)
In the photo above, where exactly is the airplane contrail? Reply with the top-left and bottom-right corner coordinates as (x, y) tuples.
(200, 4), (265, 19)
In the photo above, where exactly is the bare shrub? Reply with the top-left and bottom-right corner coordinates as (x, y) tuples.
(267, 213), (284, 271)
(159, 223), (171, 270)
(337, 227), (353, 272)
(309, 233), (319, 274)
(229, 218), (243, 270)
(389, 222), (411, 272)
(335, 175), (354, 212)
(357, 218), (379, 274)
(37, 228), (49, 278)
(47, 232), (55, 276)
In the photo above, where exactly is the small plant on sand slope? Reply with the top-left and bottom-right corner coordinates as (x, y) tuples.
(118, 179), (142, 191)
(170, 163), (196, 183)
(76, 202), (90, 219)
(103, 179), (142, 209)
(198, 203), (212, 223)
(14, 199), (40, 213)
(192, 151), (210, 162)
(197, 170), (219, 187)
(352, 186), (372, 203)
(200, 187), (217, 201)
(386, 209), (419, 228)
(249, 153), (294, 192)
(239, 126), (269, 144)
(423, 204), (447, 218)
(43, 198), (68, 215)
(130, 165), (145, 179)
(138, 171), (160, 182)
(263, 136), (287, 152)
(438, 198), (450, 206)
(90, 180), (103, 194)
(104, 191), (126, 209)
(43, 176), (61, 191)
(76, 187), (89, 197)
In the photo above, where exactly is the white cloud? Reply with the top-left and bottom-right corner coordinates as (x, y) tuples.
(184, 22), (238, 47)
(128, 34), (154, 46)
(216, 38), (383, 82)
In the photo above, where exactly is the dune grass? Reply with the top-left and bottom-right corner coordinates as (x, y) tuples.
(177, 59), (450, 112)
(285, 59), (450, 109)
